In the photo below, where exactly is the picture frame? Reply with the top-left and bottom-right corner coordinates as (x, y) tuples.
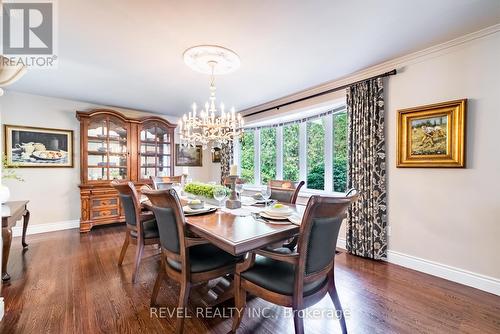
(4, 124), (74, 168)
(175, 144), (203, 166)
(397, 99), (466, 168)
(212, 147), (221, 163)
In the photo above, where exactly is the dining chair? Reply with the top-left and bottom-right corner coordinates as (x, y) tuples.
(142, 188), (242, 334)
(267, 179), (305, 250)
(231, 192), (358, 334)
(151, 175), (183, 190)
(269, 179), (305, 204)
(111, 180), (160, 283)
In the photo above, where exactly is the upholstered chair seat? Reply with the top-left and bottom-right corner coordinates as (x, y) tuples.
(241, 255), (328, 296)
(166, 243), (241, 273)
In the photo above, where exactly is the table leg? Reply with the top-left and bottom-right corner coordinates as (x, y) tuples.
(22, 210), (30, 249)
(2, 226), (13, 281)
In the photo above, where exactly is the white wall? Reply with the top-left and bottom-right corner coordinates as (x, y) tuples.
(386, 31), (500, 279)
(0, 92), (220, 227)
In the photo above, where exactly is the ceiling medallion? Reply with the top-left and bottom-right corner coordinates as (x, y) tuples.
(179, 45), (243, 150)
(183, 45), (240, 75)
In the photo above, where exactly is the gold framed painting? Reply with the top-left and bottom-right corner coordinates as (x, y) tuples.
(397, 99), (466, 168)
(4, 124), (74, 168)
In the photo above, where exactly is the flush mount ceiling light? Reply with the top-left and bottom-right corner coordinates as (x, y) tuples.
(0, 55), (27, 96)
(179, 45), (243, 149)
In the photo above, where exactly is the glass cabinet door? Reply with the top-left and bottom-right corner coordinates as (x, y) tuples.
(87, 116), (128, 182)
(139, 122), (172, 180)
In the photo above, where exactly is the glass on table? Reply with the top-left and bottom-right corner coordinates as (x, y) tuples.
(235, 183), (243, 199)
(213, 186), (228, 214)
(261, 184), (272, 207)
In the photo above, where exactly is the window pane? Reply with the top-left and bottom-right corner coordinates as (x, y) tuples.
(333, 112), (348, 192)
(240, 131), (255, 184)
(260, 128), (276, 184)
(307, 118), (325, 190)
(283, 124), (299, 181)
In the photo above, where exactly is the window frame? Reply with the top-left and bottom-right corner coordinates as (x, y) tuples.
(237, 105), (347, 195)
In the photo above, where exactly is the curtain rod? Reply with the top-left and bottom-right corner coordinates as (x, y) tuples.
(243, 69), (397, 118)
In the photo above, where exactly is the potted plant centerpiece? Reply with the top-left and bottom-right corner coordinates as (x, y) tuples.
(183, 182), (228, 206)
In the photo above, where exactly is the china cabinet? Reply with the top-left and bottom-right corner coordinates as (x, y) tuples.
(76, 109), (176, 232)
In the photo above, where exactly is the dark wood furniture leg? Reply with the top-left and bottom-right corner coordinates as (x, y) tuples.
(22, 210), (30, 249)
(2, 226), (13, 281)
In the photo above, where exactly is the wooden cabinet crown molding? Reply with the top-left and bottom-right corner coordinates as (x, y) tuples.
(76, 109), (177, 128)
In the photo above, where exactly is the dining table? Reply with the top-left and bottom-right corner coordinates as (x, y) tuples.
(142, 196), (305, 306)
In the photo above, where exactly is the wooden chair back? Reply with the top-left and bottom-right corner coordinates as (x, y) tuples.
(268, 179), (305, 204)
(141, 188), (190, 273)
(111, 180), (142, 233)
(294, 193), (358, 298)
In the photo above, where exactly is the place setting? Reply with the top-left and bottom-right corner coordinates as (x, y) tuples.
(183, 198), (218, 216)
(252, 203), (302, 225)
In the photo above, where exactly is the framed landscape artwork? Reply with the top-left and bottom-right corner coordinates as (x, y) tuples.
(397, 99), (466, 168)
(175, 144), (203, 166)
(4, 125), (74, 168)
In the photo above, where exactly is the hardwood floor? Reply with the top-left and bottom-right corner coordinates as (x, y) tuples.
(1, 225), (499, 333)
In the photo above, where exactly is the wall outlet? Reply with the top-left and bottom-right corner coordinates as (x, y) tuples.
(0, 297), (4, 321)
(388, 226), (392, 237)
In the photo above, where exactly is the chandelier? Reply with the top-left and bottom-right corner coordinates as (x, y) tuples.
(179, 45), (244, 149)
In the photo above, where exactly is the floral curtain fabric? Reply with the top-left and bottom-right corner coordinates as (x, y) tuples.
(220, 142), (233, 184)
(346, 77), (387, 260)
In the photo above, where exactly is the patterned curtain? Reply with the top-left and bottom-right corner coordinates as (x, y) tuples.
(346, 77), (387, 260)
(220, 142), (233, 184)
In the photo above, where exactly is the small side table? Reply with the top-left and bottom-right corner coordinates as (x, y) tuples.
(1, 201), (30, 281)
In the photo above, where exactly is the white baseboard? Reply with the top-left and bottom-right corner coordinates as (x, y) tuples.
(12, 220), (79, 237)
(387, 250), (500, 296)
(337, 238), (499, 296)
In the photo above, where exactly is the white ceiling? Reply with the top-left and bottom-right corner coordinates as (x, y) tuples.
(7, 0), (500, 117)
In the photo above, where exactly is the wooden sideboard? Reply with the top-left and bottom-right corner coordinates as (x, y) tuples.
(77, 109), (176, 232)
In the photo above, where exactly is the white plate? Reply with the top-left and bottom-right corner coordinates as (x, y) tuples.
(263, 207), (294, 217)
(183, 205), (216, 214)
(260, 211), (291, 221)
(32, 150), (66, 161)
(258, 213), (292, 225)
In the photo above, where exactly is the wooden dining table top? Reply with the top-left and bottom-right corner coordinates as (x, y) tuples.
(143, 199), (303, 256)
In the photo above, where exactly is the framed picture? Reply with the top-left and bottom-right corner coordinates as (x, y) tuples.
(175, 144), (202, 166)
(397, 99), (466, 168)
(4, 125), (74, 168)
(212, 147), (221, 163)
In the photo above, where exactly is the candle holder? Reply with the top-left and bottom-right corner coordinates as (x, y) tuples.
(225, 175), (241, 209)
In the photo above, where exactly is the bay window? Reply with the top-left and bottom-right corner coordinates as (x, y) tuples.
(237, 105), (348, 193)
